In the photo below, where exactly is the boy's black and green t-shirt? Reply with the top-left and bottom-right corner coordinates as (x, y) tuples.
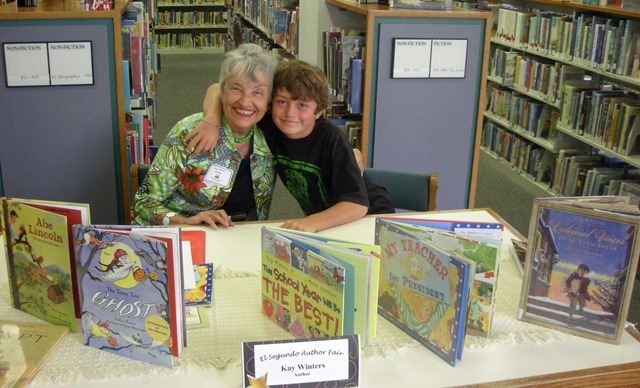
(259, 115), (368, 216)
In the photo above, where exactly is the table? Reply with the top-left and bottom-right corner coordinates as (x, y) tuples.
(2, 209), (639, 387)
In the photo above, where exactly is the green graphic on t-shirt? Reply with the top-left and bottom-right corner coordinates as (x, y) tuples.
(277, 156), (329, 212)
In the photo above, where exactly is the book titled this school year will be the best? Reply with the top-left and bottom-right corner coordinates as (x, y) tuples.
(260, 227), (380, 345)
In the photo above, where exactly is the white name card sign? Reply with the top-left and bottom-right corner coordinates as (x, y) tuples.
(4, 41), (94, 87)
(392, 38), (468, 79)
(242, 336), (360, 388)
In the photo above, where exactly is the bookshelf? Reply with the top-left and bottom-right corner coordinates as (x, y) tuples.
(155, 0), (228, 53)
(483, 1), (640, 218)
(0, 0), (153, 224)
(227, 0), (299, 57)
(320, 1), (491, 210)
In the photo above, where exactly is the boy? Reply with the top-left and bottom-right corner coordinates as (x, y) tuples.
(187, 60), (369, 232)
(565, 263), (591, 322)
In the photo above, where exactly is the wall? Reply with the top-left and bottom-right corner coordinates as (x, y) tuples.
(0, 19), (121, 224)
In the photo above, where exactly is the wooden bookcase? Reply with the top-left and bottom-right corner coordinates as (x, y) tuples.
(481, 0), (640, 234)
(155, 0), (228, 53)
(0, 0), (134, 223)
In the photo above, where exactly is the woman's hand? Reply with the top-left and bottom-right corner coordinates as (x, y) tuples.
(181, 210), (235, 229)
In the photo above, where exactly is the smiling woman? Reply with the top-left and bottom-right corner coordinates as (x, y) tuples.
(132, 44), (278, 227)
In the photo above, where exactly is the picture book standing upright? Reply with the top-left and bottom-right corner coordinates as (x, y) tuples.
(260, 227), (380, 344)
(1, 198), (90, 331)
(375, 218), (476, 366)
(519, 196), (640, 344)
(376, 217), (503, 338)
(72, 225), (185, 367)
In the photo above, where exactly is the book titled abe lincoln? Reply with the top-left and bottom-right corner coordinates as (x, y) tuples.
(519, 196), (640, 344)
(1, 198), (90, 332)
(73, 225), (185, 367)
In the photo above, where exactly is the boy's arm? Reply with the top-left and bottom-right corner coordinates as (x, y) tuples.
(185, 83), (223, 153)
(280, 202), (368, 233)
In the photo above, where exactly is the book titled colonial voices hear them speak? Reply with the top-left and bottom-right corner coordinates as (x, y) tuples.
(519, 196), (640, 344)
(72, 224), (185, 367)
(1, 198), (90, 332)
(260, 227), (379, 344)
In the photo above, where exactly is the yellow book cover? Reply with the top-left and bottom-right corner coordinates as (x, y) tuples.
(2, 199), (81, 331)
(261, 228), (346, 339)
(0, 320), (68, 388)
(375, 218), (475, 366)
(264, 227), (380, 344)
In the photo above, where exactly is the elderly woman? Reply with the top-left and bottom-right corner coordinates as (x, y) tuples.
(133, 43), (277, 227)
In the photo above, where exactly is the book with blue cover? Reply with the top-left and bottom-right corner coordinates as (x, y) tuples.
(519, 196), (640, 344)
(73, 225), (185, 367)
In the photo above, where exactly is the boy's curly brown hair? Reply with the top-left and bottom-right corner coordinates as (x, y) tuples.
(272, 60), (329, 114)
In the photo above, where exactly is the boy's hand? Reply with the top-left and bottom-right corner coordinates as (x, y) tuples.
(185, 120), (219, 154)
(280, 218), (319, 233)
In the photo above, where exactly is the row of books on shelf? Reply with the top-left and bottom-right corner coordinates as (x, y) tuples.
(3, 195), (638, 372)
(486, 84), (558, 140)
(549, 149), (640, 198)
(323, 28), (365, 114)
(560, 83), (640, 156)
(123, 1), (156, 111)
(481, 123), (556, 183)
(230, 2), (299, 55)
(486, 80), (640, 157)
(155, 9), (228, 28)
(489, 45), (586, 107)
(495, 7), (640, 79)
(482, 118), (640, 196)
(155, 31), (230, 50)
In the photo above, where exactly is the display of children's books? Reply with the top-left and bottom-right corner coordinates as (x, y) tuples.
(1, 198), (91, 332)
(72, 225), (185, 368)
(0, 320), (69, 388)
(260, 227), (380, 344)
(376, 217), (503, 338)
(518, 196), (640, 344)
(375, 218), (476, 366)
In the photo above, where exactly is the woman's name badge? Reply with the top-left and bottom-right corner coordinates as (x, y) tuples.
(204, 165), (233, 188)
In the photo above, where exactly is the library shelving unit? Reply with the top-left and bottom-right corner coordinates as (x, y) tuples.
(155, 0), (228, 53)
(0, 0), (153, 224)
(319, 0), (491, 210)
(483, 0), (640, 209)
(227, 0), (299, 56)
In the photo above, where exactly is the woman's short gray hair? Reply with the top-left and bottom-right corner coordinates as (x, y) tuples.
(219, 43), (277, 92)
